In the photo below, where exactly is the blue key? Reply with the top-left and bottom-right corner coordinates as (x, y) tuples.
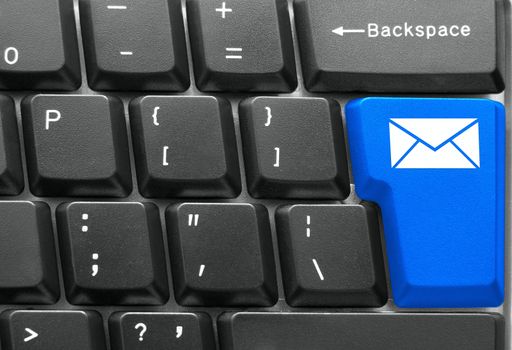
(345, 98), (505, 308)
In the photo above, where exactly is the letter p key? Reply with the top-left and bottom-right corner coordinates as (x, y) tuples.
(45, 110), (62, 130)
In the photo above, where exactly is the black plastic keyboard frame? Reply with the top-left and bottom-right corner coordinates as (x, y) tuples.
(0, 0), (509, 349)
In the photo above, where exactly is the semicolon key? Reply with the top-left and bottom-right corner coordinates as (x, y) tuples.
(345, 97), (505, 308)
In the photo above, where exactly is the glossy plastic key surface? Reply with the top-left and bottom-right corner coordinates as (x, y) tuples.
(346, 98), (505, 308)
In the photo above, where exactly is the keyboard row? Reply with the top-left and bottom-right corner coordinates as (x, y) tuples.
(0, 95), (349, 199)
(0, 201), (386, 307)
(0, 0), (504, 93)
(0, 310), (504, 350)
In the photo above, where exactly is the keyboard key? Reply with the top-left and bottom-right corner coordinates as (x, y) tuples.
(57, 202), (168, 305)
(166, 203), (277, 306)
(294, 0), (505, 93)
(346, 98), (505, 308)
(0, 0), (81, 90)
(130, 96), (241, 198)
(80, 0), (189, 91)
(219, 312), (504, 350)
(187, 0), (297, 91)
(240, 97), (349, 199)
(22, 95), (132, 197)
(0, 310), (106, 350)
(110, 312), (215, 350)
(276, 204), (387, 307)
(0, 202), (58, 304)
(0, 96), (23, 195)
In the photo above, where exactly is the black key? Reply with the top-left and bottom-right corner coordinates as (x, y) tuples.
(166, 203), (277, 306)
(80, 0), (189, 91)
(0, 0), (80, 90)
(57, 202), (168, 305)
(239, 97), (349, 199)
(21, 95), (132, 197)
(0, 202), (59, 304)
(0, 310), (106, 350)
(130, 96), (241, 198)
(187, 0), (296, 91)
(294, 0), (505, 93)
(110, 312), (215, 350)
(0, 96), (23, 195)
(219, 313), (504, 350)
(276, 204), (387, 307)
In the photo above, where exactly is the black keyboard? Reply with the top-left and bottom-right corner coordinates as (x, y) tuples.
(0, 0), (508, 349)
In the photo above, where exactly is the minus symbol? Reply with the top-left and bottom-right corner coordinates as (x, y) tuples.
(107, 5), (127, 9)
(120, 51), (133, 56)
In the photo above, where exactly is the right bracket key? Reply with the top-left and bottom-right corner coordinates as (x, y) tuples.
(239, 97), (350, 199)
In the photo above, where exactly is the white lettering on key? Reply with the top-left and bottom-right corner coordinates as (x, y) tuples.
(225, 47), (243, 60)
(306, 215), (311, 238)
(82, 213), (89, 232)
(312, 258), (324, 281)
(135, 323), (147, 342)
(273, 147), (280, 167)
(91, 253), (99, 277)
(45, 110), (62, 130)
(4, 47), (19, 65)
(264, 107), (273, 127)
(23, 328), (38, 343)
(335, 23), (471, 40)
(198, 264), (205, 277)
(162, 146), (169, 166)
(176, 326), (183, 339)
(332, 26), (366, 36)
(152, 107), (160, 126)
(188, 214), (199, 227)
(215, 2), (232, 19)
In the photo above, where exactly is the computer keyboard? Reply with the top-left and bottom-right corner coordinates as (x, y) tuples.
(0, 0), (508, 349)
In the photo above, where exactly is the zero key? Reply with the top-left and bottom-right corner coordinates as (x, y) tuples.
(0, 0), (81, 90)
(295, 0), (505, 93)
(346, 97), (505, 308)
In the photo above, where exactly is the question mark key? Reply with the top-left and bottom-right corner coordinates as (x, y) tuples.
(110, 312), (215, 349)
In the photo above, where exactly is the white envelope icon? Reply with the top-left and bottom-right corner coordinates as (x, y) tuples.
(389, 118), (480, 169)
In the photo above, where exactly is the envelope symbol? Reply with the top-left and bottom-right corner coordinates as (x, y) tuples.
(389, 118), (480, 169)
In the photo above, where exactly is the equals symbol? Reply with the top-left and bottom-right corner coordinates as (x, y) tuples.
(306, 215), (311, 238)
(225, 47), (242, 60)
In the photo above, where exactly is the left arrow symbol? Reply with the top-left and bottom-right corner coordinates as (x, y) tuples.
(24, 328), (38, 342)
(332, 26), (366, 36)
